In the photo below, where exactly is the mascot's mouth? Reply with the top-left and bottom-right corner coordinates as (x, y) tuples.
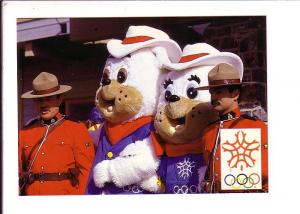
(169, 116), (186, 132)
(102, 99), (115, 113)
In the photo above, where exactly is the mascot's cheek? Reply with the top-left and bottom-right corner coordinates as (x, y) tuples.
(154, 105), (180, 143)
(115, 85), (143, 116)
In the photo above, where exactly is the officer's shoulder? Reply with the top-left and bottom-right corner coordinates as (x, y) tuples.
(241, 114), (259, 121)
(240, 114), (266, 126)
(64, 116), (81, 124)
(64, 116), (87, 127)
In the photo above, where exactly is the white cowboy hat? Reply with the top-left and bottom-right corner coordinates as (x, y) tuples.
(163, 43), (244, 80)
(107, 25), (182, 63)
(21, 72), (72, 99)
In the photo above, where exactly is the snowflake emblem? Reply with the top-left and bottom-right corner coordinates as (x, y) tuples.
(222, 130), (260, 171)
(176, 158), (196, 179)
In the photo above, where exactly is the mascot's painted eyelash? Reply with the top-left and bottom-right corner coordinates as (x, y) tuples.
(188, 75), (200, 84)
(163, 78), (173, 89)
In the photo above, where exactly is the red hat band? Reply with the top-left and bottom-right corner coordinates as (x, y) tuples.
(179, 53), (210, 63)
(122, 36), (154, 44)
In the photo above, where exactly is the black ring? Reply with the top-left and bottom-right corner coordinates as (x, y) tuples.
(237, 173), (248, 185)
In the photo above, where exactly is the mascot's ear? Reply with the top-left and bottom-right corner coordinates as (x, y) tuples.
(151, 46), (171, 69)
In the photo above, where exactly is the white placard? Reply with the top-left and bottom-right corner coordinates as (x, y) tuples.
(220, 128), (262, 190)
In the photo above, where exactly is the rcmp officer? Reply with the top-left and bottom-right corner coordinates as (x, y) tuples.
(19, 72), (95, 195)
(197, 63), (268, 193)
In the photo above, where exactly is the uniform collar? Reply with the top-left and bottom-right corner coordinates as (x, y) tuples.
(40, 112), (63, 125)
(219, 107), (240, 121)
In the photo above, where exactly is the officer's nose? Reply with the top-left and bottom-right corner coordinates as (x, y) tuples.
(168, 95), (180, 103)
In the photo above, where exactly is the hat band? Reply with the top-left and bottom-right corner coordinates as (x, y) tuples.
(122, 36), (154, 44)
(33, 85), (60, 95)
(209, 79), (241, 86)
(179, 53), (209, 63)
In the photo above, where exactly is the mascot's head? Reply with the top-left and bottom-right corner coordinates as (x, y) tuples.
(96, 26), (182, 124)
(155, 43), (243, 144)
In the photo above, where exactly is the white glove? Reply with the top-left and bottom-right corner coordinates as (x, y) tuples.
(93, 160), (112, 188)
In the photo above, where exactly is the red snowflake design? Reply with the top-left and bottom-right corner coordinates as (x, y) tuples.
(222, 130), (260, 171)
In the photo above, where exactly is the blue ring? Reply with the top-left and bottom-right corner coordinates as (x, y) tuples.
(224, 174), (235, 186)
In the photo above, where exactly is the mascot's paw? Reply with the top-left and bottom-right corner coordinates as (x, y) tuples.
(140, 175), (164, 193)
(93, 160), (111, 188)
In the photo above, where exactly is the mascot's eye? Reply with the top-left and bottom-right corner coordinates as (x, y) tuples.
(117, 68), (128, 83)
(187, 87), (198, 99)
(165, 90), (172, 101)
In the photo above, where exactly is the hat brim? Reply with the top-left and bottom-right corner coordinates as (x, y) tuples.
(197, 82), (255, 91)
(107, 38), (182, 63)
(21, 85), (72, 99)
(163, 52), (244, 80)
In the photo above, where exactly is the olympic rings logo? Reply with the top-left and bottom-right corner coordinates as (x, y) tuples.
(173, 185), (199, 194)
(224, 173), (260, 189)
(123, 185), (143, 193)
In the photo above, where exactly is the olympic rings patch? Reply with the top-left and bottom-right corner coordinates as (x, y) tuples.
(123, 185), (143, 193)
(172, 185), (199, 194)
(224, 173), (260, 189)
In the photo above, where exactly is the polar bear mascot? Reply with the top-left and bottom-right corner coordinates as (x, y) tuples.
(154, 43), (243, 193)
(86, 26), (182, 194)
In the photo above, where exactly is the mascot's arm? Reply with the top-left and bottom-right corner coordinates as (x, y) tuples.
(107, 137), (160, 188)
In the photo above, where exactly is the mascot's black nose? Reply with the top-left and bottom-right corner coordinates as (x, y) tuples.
(168, 95), (180, 103)
(102, 78), (111, 86)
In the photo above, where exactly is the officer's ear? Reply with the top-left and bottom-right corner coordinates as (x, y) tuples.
(232, 89), (240, 102)
(56, 95), (63, 105)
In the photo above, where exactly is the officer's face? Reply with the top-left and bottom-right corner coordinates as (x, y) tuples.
(34, 95), (62, 120)
(209, 87), (239, 115)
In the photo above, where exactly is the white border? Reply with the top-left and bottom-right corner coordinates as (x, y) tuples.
(3, 1), (300, 214)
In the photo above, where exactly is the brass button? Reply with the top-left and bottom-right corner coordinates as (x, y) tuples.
(85, 143), (90, 147)
(41, 166), (44, 170)
(263, 144), (268, 149)
(61, 141), (64, 145)
(215, 156), (220, 161)
(107, 152), (113, 158)
(41, 152), (45, 155)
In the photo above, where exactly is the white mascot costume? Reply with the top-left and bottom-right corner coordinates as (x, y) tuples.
(86, 26), (182, 194)
(154, 43), (243, 193)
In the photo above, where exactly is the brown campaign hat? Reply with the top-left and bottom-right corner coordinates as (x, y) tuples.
(21, 72), (72, 99)
(197, 63), (245, 90)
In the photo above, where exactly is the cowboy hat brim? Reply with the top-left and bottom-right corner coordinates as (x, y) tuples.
(107, 38), (182, 63)
(163, 52), (244, 80)
(21, 85), (72, 99)
(197, 82), (256, 90)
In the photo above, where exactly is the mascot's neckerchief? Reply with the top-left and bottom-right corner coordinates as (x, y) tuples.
(151, 133), (203, 157)
(105, 116), (154, 145)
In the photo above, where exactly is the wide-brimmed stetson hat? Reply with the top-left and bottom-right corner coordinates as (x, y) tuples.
(107, 25), (182, 62)
(197, 63), (248, 90)
(163, 43), (243, 80)
(21, 72), (72, 99)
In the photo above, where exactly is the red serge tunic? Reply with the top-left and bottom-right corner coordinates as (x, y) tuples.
(200, 108), (268, 193)
(19, 113), (95, 195)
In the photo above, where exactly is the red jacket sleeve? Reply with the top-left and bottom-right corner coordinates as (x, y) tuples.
(72, 123), (95, 194)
